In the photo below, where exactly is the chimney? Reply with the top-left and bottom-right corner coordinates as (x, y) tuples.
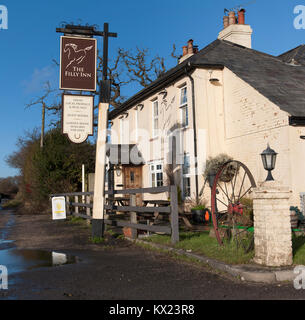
(187, 39), (194, 55)
(223, 16), (229, 29)
(228, 11), (236, 25)
(218, 9), (253, 49)
(179, 39), (198, 63)
(238, 9), (245, 25)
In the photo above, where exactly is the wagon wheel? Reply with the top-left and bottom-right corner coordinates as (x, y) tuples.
(211, 161), (256, 253)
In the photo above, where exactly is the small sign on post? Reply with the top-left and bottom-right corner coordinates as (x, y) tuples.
(62, 94), (94, 144)
(52, 197), (67, 220)
(60, 36), (97, 91)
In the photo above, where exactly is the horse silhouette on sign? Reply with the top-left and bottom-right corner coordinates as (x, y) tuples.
(64, 43), (94, 69)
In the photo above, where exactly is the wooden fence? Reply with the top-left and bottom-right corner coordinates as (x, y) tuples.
(51, 185), (179, 244)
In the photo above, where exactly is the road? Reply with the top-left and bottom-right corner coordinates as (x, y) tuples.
(0, 210), (304, 300)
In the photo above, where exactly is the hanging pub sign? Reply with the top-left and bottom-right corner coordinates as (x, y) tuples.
(62, 94), (94, 144)
(60, 36), (97, 91)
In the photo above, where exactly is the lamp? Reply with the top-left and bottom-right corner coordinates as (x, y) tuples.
(261, 144), (278, 181)
(158, 90), (168, 99)
(114, 165), (122, 177)
(138, 104), (144, 111)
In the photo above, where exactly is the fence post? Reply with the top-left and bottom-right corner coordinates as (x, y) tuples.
(170, 186), (179, 244)
(66, 196), (70, 216)
(130, 194), (138, 240)
(75, 196), (79, 216)
(86, 195), (91, 225)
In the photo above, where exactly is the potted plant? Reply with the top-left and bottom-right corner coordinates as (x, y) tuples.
(203, 154), (238, 184)
(189, 197), (207, 224)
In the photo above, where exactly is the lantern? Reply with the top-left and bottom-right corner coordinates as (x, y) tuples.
(261, 144), (278, 181)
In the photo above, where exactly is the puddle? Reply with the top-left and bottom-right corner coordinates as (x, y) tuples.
(0, 211), (77, 277)
(0, 249), (77, 275)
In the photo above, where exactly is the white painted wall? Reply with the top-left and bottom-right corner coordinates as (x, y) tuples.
(111, 66), (303, 207)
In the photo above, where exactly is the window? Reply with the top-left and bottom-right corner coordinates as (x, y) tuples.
(152, 100), (159, 137)
(135, 108), (139, 143)
(182, 154), (191, 198)
(130, 171), (135, 183)
(180, 86), (189, 127)
(120, 118), (124, 144)
(150, 162), (163, 187)
(120, 117), (129, 144)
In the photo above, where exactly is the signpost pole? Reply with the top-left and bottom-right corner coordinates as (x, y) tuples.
(92, 102), (108, 237)
(92, 23), (115, 238)
(56, 23), (117, 238)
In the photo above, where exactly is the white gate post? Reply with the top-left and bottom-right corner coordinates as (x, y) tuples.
(253, 181), (293, 267)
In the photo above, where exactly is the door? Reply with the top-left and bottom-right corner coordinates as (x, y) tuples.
(123, 166), (143, 205)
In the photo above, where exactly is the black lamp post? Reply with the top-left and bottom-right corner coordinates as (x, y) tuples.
(261, 144), (278, 181)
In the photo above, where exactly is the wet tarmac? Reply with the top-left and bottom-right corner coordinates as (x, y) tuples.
(0, 248), (77, 275)
(0, 210), (77, 276)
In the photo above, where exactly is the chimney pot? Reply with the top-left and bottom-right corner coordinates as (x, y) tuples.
(238, 9), (246, 25)
(182, 46), (188, 56)
(228, 11), (236, 25)
(187, 39), (194, 55)
(223, 16), (229, 29)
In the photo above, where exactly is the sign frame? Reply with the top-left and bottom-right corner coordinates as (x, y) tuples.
(62, 93), (95, 144)
(60, 35), (97, 92)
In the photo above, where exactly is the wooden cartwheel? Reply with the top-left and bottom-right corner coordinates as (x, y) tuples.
(211, 160), (256, 253)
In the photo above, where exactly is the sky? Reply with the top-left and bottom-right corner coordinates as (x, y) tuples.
(0, 0), (304, 178)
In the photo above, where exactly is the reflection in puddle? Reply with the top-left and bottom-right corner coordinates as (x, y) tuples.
(0, 249), (77, 275)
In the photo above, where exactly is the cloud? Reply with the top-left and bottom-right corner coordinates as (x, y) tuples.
(22, 65), (56, 94)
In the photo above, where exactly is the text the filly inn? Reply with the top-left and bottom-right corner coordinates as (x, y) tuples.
(60, 36), (97, 91)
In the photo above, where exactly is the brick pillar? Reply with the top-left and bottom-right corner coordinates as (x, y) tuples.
(253, 181), (293, 267)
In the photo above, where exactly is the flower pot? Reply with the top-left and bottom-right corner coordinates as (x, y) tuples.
(191, 209), (205, 224)
(123, 227), (133, 238)
(290, 210), (299, 229)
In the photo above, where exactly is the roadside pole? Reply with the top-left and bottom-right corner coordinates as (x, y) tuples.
(92, 103), (109, 237)
(92, 23), (117, 238)
(56, 23), (117, 238)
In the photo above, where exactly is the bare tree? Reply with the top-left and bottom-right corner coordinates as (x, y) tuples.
(28, 43), (177, 130)
(26, 82), (60, 147)
(0, 177), (19, 196)
(97, 47), (168, 108)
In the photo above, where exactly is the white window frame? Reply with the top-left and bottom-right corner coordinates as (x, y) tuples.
(149, 161), (163, 188)
(180, 86), (189, 128)
(182, 153), (191, 199)
(135, 107), (139, 143)
(120, 117), (128, 144)
(152, 100), (159, 138)
(120, 118), (124, 144)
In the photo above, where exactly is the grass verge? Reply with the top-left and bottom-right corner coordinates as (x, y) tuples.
(143, 231), (305, 265)
(143, 231), (254, 265)
(292, 234), (305, 265)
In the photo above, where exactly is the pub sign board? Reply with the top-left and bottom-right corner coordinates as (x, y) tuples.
(62, 94), (94, 144)
(60, 36), (97, 91)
